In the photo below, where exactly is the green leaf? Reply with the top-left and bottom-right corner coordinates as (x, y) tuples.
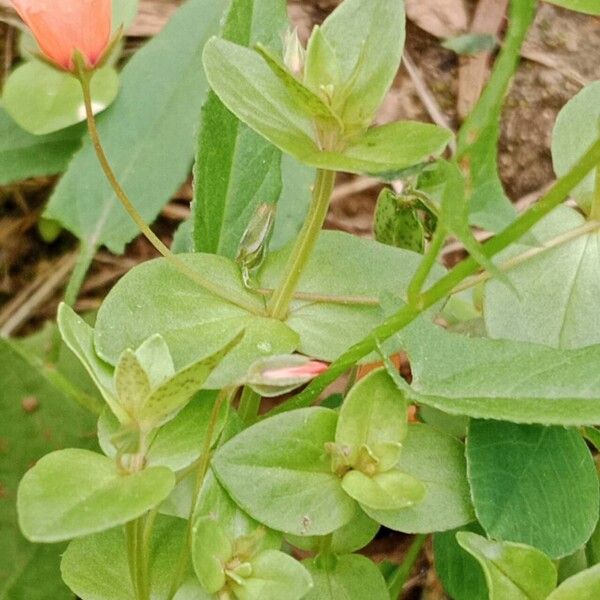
(212, 407), (356, 536)
(193, 517), (233, 593)
(316, 0), (405, 130)
(484, 206), (600, 349)
(0, 107), (82, 185)
(98, 391), (227, 471)
(193, 0), (286, 257)
(457, 0), (536, 232)
(308, 121), (453, 177)
(44, 0), (229, 253)
(94, 254), (299, 388)
(397, 318), (600, 425)
(195, 471), (281, 549)
(341, 470), (425, 511)
(0, 338), (96, 599)
(548, 564), (600, 599)
(61, 516), (186, 600)
(303, 554), (389, 600)
(259, 231), (446, 361)
(203, 39), (452, 175)
(286, 509), (378, 554)
(335, 368), (407, 471)
(230, 550), (313, 600)
(17, 449), (175, 542)
(467, 420), (599, 558)
(434, 525), (488, 600)
(545, 0), (600, 14)
(138, 332), (242, 426)
(457, 532), (558, 600)
(442, 34), (497, 55)
(114, 349), (151, 417)
(363, 424), (474, 533)
(552, 81), (600, 213)
(94, 232), (444, 383)
(2, 62), (118, 135)
(270, 155), (314, 250)
(134, 334), (175, 389)
(57, 303), (125, 422)
(202, 37), (318, 160)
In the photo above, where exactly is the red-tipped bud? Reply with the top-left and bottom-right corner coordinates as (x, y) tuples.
(262, 361), (328, 381)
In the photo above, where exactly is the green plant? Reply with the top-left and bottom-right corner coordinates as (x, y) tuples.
(5, 0), (600, 598)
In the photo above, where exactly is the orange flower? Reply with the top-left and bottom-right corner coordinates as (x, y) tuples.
(11, 0), (112, 72)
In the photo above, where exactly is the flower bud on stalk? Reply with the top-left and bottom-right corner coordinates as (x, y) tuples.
(10, 0), (113, 73)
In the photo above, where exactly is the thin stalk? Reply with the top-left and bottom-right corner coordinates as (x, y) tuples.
(166, 388), (234, 600)
(125, 519), (148, 600)
(387, 534), (427, 599)
(267, 169), (336, 319)
(63, 242), (95, 307)
(238, 386), (262, 425)
(591, 165), (600, 221)
(407, 226), (447, 307)
(277, 134), (600, 412)
(76, 68), (262, 316)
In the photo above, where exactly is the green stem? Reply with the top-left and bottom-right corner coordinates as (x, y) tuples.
(63, 242), (95, 307)
(126, 519), (148, 600)
(267, 169), (336, 319)
(166, 388), (234, 600)
(276, 134), (600, 412)
(238, 386), (262, 425)
(591, 165), (600, 221)
(76, 69), (262, 316)
(387, 534), (427, 599)
(407, 226), (447, 307)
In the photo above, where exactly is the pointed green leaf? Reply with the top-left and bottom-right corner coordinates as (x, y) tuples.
(57, 303), (126, 423)
(457, 532), (557, 600)
(18, 449), (175, 542)
(212, 408), (356, 536)
(134, 334), (175, 389)
(139, 332), (242, 425)
(467, 420), (599, 558)
(203, 37), (318, 160)
(308, 121), (453, 176)
(317, 0), (405, 129)
(114, 349), (151, 417)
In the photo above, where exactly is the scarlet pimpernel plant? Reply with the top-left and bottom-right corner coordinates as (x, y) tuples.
(4, 0), (600, 598)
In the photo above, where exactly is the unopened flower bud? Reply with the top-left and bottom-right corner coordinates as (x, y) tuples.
(283, 27), (306, 77)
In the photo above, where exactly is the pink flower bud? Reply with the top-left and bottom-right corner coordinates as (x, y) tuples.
(262, 360), (328, 381)
(11, 0), (112, 72)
